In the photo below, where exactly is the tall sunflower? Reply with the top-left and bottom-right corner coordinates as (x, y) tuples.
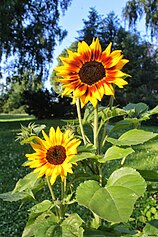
(55, 38), (130, 108)
(25, 127), (81, 185)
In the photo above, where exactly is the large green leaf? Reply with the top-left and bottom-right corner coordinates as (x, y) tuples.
(22, 212), (84, 237)
(76, 167), (146, 223)
(124, 102), (149, 117)
(28, 200), (53, 220)
(111, 118), (139, 132)
(12, 172), (43, 193)
(61, 213), (84, 237)
(99, 146), (134, 163)
(0, 172), (45, 202)
(106, 129), (158, 146)
(0, 190), (35, 202)
(22, 212), (58, 237)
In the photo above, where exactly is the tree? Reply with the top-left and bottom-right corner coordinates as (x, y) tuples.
(76, 8), (120, 47)
(114, 28), (158, 107)
(122, 0), (158, 38)
(0, 0), (72, 82)
(77, 7), (102, 45)
(1, 70), (42, 113)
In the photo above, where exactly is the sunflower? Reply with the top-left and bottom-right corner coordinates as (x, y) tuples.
(25, 127), (81, 185)
(55, 38), (130, 108)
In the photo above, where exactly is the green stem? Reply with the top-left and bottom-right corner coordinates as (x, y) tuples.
(109, 95), (114, 110)
(100, 121), (109, 149)
(98, 164), (103, 187)
(76, 98), (86, 145)
(59, 180), (66, 221)
(46, 177), (59, 219)
(93, 103), (99, 152)
(46, 177), (56, 201)
(100, 95), (114, 150)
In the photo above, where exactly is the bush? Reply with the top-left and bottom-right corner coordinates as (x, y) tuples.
(22, 89), (77, 119)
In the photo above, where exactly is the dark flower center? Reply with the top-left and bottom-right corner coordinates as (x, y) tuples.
(79, 61), (105, 85)
(46, 145), (66, 165)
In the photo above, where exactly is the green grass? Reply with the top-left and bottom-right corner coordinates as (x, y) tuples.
(0, 114), (158, 236)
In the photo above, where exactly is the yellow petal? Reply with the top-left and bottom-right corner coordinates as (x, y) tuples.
(113, 78), (128, 88)
(104, 83), (114, 95)
(102, 42), (112, 58)
(56, 127), (63, 144)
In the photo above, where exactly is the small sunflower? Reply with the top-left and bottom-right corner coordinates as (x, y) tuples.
(25, 127), (81, 185)
(55, 38), (130, 108)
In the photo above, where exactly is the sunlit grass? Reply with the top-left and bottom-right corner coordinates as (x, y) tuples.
(0, 114), (35, 122)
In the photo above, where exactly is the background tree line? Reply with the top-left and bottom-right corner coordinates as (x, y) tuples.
(0, 0), (157, 119)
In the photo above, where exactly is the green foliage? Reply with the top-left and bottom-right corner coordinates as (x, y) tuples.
(131, 193), (158, 231)
(1, 71), (42, 114)
(106, 129), (158, 146)
(100, 146), (134, 163)
(0, 0), (72, 81)
(16, 122), (46, 144)
(122, 0), (158, 38)
(22, 211), (84, 237)
(76, 167), (146, 223)
(142, 220), (158, 236)
(22, 88), (76, 119)
(0, 172), (45, 202)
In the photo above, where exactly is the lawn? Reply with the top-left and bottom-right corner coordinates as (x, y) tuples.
(0, 114), (158, 236)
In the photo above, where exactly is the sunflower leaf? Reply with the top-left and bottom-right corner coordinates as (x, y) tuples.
(61, 213), (84, 237)
(22, 212), (59, 237)
(76, 167), (146, 223)
(70, 152), (102, 162)
(22, 212), (84, 237)
(0, 190), (35, 202)
(99, 146), (134, 163)
(99, 107), (126, 123)
(12, 172), (42, 193)
(106, 129), (158, 146)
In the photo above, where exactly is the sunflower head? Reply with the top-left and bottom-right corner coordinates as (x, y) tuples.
(25, 127), (81, 185)
(55, 38), (130, 108)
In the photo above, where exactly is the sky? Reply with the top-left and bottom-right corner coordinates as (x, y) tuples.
(46, 0), (146, 88)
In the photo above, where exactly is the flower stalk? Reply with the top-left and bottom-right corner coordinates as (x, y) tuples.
(46, 177), (60, 219)
(93, 103), (99, 153)
(76, 97), (87, 144)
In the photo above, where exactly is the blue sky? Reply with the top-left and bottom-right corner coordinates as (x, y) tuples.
(46, 0), (146, 87)
(52, 0), (146, 63)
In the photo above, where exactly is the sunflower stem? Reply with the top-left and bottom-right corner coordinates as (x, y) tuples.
(46, 177), (56, 201)
(109, 95), (114, 110)
(93, 103), (99, 153)
(76, 98), (86, 145)
(59, 180), (66, 221)
(98, 163), (103, 187)
(100, 95), (114, 150)
(46, 177), (59, 219)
